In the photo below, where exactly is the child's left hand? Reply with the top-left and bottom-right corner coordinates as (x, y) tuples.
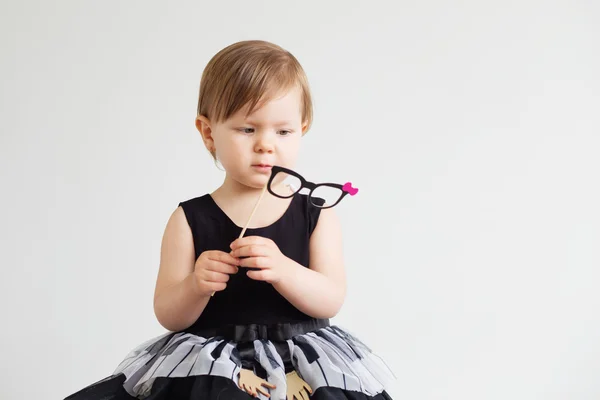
(230, 236), (292, 284)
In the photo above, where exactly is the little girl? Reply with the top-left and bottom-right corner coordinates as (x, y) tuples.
(65, 40), (394, 400)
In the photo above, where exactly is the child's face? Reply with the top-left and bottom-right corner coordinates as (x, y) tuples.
(199, 85), (307, 190)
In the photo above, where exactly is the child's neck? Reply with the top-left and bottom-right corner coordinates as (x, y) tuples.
(211, 180), (292, 229)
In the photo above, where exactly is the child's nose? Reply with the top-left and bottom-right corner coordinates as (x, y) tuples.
(254, 135), (275, 153)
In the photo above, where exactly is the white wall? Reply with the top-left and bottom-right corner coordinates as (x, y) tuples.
(1, 1), (599, 399)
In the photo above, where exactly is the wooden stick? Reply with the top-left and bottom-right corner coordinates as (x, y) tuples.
(211, 181), (269, 297)
(239, 181), (269, 239)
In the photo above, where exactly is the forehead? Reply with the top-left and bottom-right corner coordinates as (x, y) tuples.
(234, 86), (303, 123)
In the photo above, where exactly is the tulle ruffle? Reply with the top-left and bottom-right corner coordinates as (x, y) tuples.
(112, 325), (395, 399)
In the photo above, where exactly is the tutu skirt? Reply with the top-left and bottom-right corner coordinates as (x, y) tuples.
(65, 319), (395, 399)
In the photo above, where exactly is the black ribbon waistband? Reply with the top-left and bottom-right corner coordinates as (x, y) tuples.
(187, 318), (330, 342)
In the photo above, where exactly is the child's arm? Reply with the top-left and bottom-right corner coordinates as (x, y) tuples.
(272, 208), (347, 318)
(153, 207), (239, 331)
(153, 207), (209, 331)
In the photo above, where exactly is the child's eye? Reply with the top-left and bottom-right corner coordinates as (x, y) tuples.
(239, 127), (254, 134)
(278, 130), (292, 136)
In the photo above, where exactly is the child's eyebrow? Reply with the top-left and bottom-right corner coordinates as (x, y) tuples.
(242, 119), (294, 127)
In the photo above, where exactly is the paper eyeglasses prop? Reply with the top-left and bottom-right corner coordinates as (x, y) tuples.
(239, 165), (359, 238)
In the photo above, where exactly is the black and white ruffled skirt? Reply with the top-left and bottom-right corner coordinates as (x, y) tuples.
(64, 319), (395, 399)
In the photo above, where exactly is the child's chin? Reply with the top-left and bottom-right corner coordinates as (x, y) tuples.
(243, 175), (269, 189)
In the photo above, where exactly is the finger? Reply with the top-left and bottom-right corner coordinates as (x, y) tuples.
(207, 281), (227, 292)
(305, 391), (311, 400)
(208, 251), (241, 266)
(203, 270), (230, 283)
(256, 386), (271, 397)
(242, 383), (253, 397)
(231, 244), (269, 258)
(240, 256), (269, 270)
(262, 381), (277, 389)
(245, 384), (254, 397)
(304, 384), (313, 394)
(247, 269), (272, 282)
(230, 236), (272, 250)
(207, 260), (239, 275)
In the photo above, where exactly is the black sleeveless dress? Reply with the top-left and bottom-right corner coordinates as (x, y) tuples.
(64, 193), (395, 400)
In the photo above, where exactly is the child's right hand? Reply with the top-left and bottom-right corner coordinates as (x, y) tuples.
(192, 251), (240, 296)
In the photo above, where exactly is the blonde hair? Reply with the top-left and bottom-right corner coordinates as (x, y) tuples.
(197, 40), (313, 159)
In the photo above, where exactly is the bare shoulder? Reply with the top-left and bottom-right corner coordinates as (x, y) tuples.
(311, 207), (342, 241)
(316, 206), (341, 225)
(166, 206), (191, 238)
(154, 206), (196, 301)
(162, 206), (194, 255)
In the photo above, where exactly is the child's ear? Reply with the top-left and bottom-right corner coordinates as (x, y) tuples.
(196, 115), (215, 152)
(301, 120), (309, 135)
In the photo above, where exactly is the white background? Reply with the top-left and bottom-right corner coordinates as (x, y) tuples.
(1, 1), (599, 399)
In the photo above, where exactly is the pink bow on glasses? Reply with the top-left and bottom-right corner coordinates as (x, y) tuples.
(342, 182), (359, 196)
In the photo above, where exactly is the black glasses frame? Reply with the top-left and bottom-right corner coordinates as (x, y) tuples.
(267, 165), (349, 209)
